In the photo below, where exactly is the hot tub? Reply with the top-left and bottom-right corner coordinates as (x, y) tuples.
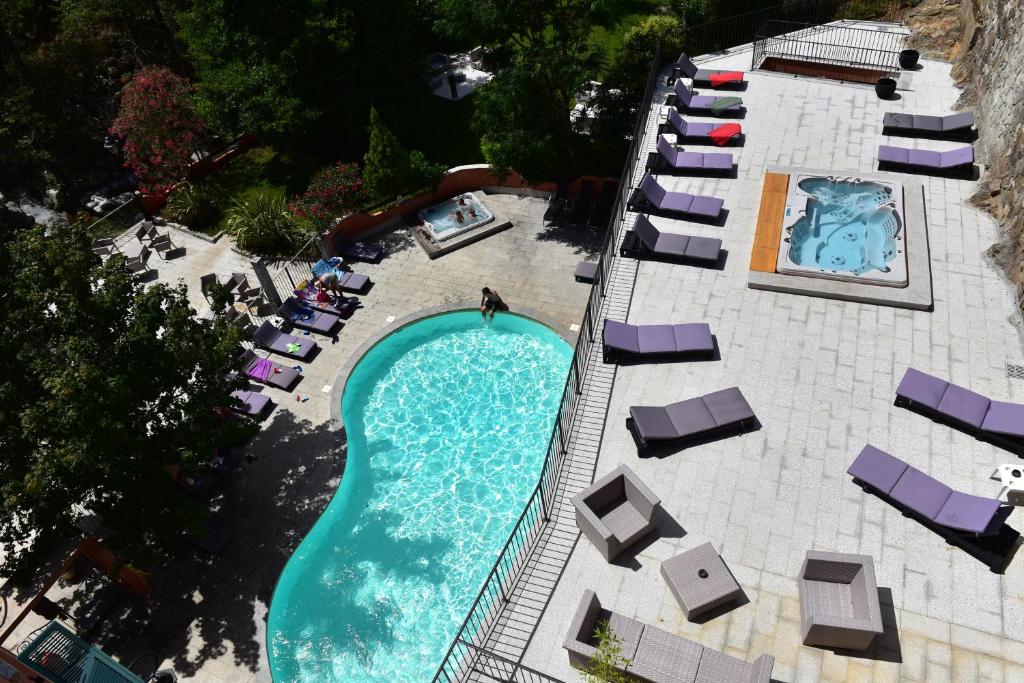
(776, 175), (907, 287)
(419, 192), (494, 242)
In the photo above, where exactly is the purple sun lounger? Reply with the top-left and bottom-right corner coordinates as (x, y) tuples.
(673, 80), (742, 115)
(877, 144), (974, 174)
(603, 320), (714, 363)
(241, 349), (299, 390)
(848, 445), (1007, 536)
(230, 390), (273, 418)
(252, 320), (318, 360)
(626, 387), (756, 453)
(665, 107), (720, 141)
(652, 134), (733, 174)
(628, 173), (724, 220)
(277, 297), (340, 335)
(619, 214), (722, 266)
(674, 52), (747, 88)
(895, 367), (1024, 453)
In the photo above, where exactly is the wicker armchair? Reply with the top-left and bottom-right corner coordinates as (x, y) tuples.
(798, 550), (884, 650)
(571, 465), (661, 561)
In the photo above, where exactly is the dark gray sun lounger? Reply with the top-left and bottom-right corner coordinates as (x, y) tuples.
(627, 173), (724, 220)
(252, 320), (318, 360)
(673, 80), (742, 115)
(651, 134), (733, 174)
(626, 387), (756, 452)
(882, 112), (975, 138)
(603, 320), (713, 363)
(230, 390), (273, 418)
(241, 349), (300, 390)
(674, 52), (746, 88)
(877, 144), (974, 174)
(848, 444), (1008, 536)
(277, 297), (340, 335)
(895, 367), (1024, 453)
(619, 214), (722, 265)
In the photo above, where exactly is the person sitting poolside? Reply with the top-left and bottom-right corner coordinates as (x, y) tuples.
(317, 273), (341, 296)
(480, 287), (506, 318)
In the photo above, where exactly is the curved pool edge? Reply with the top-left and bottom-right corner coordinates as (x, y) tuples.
(327, 302), (578, 434)
(264, 303), (578, 681)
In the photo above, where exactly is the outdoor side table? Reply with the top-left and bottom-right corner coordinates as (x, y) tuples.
(661, 542), (743, 620)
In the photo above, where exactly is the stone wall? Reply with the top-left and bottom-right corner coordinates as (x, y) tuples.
(948, 0), (1024, 320)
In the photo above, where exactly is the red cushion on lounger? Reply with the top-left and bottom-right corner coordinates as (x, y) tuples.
(709, 71), (744, 87)
(709, 123), (741, 146)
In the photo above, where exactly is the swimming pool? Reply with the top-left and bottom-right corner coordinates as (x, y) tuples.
(776, 175), (907, 287)
(419, 192), (494, 241)
(267, 311), (572, 682)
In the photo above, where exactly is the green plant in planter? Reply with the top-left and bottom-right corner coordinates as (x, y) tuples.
(226, 190), (306, 255)
(581, 620), (636, 683)
(164, 181), (223, 231)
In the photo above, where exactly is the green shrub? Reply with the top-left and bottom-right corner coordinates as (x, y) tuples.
(164, 181), (223, 232)
(581, 620), (636, 683)
(226, 190), (307, 255)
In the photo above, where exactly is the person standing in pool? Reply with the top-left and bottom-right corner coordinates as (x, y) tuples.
(480, 287), (506, 318)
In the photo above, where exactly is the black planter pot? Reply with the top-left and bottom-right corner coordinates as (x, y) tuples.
(875, 77), (897, 99)
(899, 49), (920, 70)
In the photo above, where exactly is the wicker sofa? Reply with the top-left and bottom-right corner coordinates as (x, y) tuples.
(798, 550), (884, 650)
(572, 465), (661, 561)
(563, 590), (774, 683)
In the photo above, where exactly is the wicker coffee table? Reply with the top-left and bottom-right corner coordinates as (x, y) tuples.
(661, 542), (742, 620)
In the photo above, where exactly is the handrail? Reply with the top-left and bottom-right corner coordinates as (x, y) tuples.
(753, 19), (906, 73)
(678, 0), (841, 57)
(430, 45), (663, 683)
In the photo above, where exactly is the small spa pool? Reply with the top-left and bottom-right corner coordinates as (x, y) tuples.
(776, 175), (907, 287)
(267, 311), (571, 682)
(419, 192), (494, 241)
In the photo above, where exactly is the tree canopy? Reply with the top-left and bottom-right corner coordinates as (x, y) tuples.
(0, 225), (250, 578)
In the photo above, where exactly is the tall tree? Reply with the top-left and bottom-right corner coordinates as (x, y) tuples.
(363, 107), (444, 202)
(436, 0), (606, 183)
(0, 225), (249, 578)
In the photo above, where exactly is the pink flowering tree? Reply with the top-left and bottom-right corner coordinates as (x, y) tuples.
(110, 67), (205, 195)
(288, 162), (366, 229)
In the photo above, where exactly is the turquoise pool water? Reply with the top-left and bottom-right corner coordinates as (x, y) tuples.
(267, 311), (572, 682)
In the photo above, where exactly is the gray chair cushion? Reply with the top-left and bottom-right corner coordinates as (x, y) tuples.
(665, 397), (717, 437)
(702, 387), (755, 426)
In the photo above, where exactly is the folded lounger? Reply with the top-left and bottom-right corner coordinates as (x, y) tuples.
(241, 349), (299, 390)
(673, 80), (742, 115)
(230, 390), (272, 418)
(312, 258), (371, 294)
(627, 387), (756, 452)
(848, 444), (1007, 536)
(882, 112), (975, 137)
(277, 297), (340, 335)
(332, 237), (383, 263)
(877, 144), (974, 173)
(603, 320), (714, 363)
(895, 367), (1024, 452)
(675, 52), (746, 88)
(628, 173), (724, 220)
(252, 320), (318, 360)
(663, 107), (745, 145)
(652, 134), (733, 174)
(619, 214), (722, 265)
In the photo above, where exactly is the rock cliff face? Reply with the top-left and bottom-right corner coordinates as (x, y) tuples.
(947, 0), (1024, 321)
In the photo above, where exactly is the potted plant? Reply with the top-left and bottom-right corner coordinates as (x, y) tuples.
(899, 48), (920, 69)
(875, 77), (898, 99)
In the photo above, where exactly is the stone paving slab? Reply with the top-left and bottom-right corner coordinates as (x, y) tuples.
(522, 46), (1024, 683)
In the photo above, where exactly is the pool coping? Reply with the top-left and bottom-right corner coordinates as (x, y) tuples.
(327, 302), (578, 434)
(748, 165), (933, 311)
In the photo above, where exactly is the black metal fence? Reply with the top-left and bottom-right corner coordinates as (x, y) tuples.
(752, 19), (907, 73)
(85, 194), (150, 241)
(679, 0), (842, 58)
(430, 46), (663, 683)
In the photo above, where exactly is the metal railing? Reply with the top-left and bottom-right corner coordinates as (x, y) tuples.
(431, 46), (663, 683)
(678, 0), (842, 58)
(85, 194), (151, 241)
(752, 19), (907, 73)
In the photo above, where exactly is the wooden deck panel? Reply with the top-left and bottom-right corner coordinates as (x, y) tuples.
(749, 173), (790, 273)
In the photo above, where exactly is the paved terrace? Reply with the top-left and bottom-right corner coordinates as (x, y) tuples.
(521, 30), (1024, 683)
(0, 194), (601, 682)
